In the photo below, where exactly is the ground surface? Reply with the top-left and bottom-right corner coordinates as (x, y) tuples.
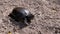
(0, 0), (60, 34)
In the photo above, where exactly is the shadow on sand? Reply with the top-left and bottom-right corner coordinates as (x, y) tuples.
(9, 16), (31, 29)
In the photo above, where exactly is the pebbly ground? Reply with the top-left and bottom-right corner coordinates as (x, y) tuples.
(0, 0), (60, 34)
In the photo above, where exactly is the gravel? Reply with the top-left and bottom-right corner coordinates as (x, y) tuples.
(0, 0), (60, 34)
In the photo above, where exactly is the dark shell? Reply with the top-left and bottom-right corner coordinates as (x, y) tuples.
(9, 7), (34, 22)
